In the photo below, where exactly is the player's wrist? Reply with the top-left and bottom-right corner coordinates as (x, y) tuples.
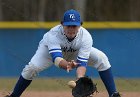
(76, 66), (86, 79)
(54, 57), (64, 67)
(55, 57), (69, 70)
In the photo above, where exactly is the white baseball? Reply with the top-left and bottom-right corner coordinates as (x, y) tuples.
(67, 80), (76, 88)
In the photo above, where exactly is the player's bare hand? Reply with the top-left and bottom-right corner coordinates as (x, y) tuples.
(67, 60), (80, 72)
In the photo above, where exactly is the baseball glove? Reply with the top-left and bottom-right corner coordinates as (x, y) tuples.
(72, 76), (98, 97)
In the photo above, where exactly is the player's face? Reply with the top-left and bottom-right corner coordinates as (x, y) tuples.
(63, 25), (80, 39)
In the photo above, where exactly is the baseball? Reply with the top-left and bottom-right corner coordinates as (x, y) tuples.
(67, 80), (76, 88)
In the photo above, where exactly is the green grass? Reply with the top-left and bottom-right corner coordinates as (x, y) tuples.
(0, 78), (140, 92)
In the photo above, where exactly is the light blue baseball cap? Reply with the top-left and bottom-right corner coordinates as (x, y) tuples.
(63, 9), (81, 26)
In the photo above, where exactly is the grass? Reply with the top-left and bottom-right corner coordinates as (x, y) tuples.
(0, 77), (140, 92)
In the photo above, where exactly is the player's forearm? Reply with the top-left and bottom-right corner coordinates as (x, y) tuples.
(54, 57), (78, 71)
(76, 66), (86, 78)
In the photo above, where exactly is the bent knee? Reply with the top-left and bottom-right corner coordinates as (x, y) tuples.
(21, 62), (42, 80)
(96, 53), (111, 71)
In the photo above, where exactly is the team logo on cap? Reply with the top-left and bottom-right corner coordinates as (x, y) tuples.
(69, 14), (75, 21)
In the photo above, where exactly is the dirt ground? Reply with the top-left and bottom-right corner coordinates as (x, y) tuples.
(1, 91), (140, 97)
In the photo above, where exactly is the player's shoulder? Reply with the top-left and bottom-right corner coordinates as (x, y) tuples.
(50, 24), (62, 31)
(43, 24), (62, 40)
(45, 24), (62, 36)
(46, 24), (62, 35)
(79, 26), (92, 39)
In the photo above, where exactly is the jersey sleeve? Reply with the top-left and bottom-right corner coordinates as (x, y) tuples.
(77, 34), (93, 67)
(45, 32), (63, 62)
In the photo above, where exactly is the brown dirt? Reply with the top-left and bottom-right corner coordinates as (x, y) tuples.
(1, 91), (140, 97)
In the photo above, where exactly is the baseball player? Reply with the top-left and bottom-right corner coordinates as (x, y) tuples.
(5, 9), (121, 97)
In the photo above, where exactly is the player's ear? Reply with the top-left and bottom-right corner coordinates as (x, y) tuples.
(61, 21), (63, 25)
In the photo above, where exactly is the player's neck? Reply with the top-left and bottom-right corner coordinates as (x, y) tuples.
(66, 36), (76, 42)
